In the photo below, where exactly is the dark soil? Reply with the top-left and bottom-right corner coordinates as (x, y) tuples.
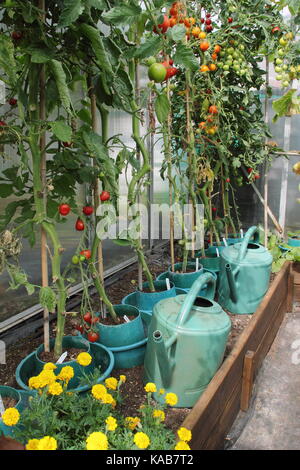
(1, 396), (17, 409)
(39, 348), (87, 364)
(0, 249), (278, 435)
(99, 315), (136, 326)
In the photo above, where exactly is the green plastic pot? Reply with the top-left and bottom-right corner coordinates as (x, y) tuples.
(288, 237), (300, 247)
(96, 305), (146, 348)
(166, 262), (204, 289)
(15, 336), (114, 394)
(0, 386), (22, 437)
(157, 268), (217, 298)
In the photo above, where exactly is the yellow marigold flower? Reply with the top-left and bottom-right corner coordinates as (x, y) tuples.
(1, 407), (20, 426)
(159, 388), (165, 395)
(177, 427), (192, 442)
(119, 375), (126, 383)
(101, 393), (114, 405)
(125, 417), (140, 431)
(175, 441), (191, 450)
(165, 392), (178, 407)
(37, 436), (57, 450)
(37, 370), (57, 388)
(105, 377), (118, 390)
(28, 376), (42, 390)
(105, 416), (118, 431)
(153, 409), (165, 422)
(91, 384), (107, 400)
(25, 439), (39, 450)
(76, 352), (92, 367)
(111, 399), (117, 409)
(48, 382), (63, 396)
(134, 432), (150, 449)
(56, 366), (74, 383)
(43, 362), (57, 371)
(86, 431), (108, 451)
(144, 382), (157, 393)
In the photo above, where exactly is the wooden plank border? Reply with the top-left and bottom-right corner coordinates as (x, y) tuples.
(182, 261), (291, 450)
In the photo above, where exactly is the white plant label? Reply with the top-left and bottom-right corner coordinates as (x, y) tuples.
(166, 278), (171, 290)
(56, 351), (68, 364)
(123, 315), (130, 323)
(216, 248), (220, 257)
(196, 258), (199, 271)
(223, 238), (228, 247)
(240, 229), (244, 238)
(0, 396), (5, 417)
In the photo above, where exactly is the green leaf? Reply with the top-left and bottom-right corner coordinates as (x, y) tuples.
(29, 47), (55, 63)
(0, 35), (17, 85)
(58, 0), (84, 27)
(155, 93), (170, 124)
(87, 0), (106, 8)
(113, 238), (132, 247)
(272, 89), (300, 121)
(49, 60), (74, 115)
(0, 184), (14, 198)
(133, 36), (162, 59)
(102, 4), (142, 25)
(166, 24), (186, 43)
(50, 121), (72, 142)
(173, 43), (199, 71)
(79, 24), (113, 76)
(39, 287), (57, 313)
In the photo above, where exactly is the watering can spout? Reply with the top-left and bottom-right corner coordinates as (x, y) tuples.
(225, 264), (238, 303)
(152, 330), (176, 388)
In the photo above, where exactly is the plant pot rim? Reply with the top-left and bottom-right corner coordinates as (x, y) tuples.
(35, 335), (90, 367)
(106, 337), (148, 353)
(0, 385), (22, 407)
(168, 262), (204, 274)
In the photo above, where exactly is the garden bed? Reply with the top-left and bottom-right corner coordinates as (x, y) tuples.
(0, 257), (289, 443)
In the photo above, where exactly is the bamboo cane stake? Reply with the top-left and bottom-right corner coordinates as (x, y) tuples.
(135, 64), (143, 292)
(39, 0), (49, 353)
(264, 58), (270, 247)
(167, 81), (175, 271)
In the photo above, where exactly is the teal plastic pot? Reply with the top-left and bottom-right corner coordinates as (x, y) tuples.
(0, 386), (22, 438)
(157, 268), (217, 298)
(288, 237), (300, 247)
(121, 282), (186, 327)
(15, 336), (114, 394)
(96, 305), (145, 348)
(165, 262), (204, 289)
(204, 245), (226, 256)
(107, 338), (148, 370)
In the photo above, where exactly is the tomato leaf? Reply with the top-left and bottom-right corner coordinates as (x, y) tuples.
(50, 121), (72, 142)
(166, 24), (186, 43)
(58, 0), (84, 27)
(0, 184), (14, 198)
(155, 93), (170, 124)
(174, 43), (199, 71)
(39, 287), (57, 313)
(79, 24), (113, 76)
(102, 4), (142, 25)
(132, 36), (162, 59)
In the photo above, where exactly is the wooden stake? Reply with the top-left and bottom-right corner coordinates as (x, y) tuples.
(240, 350), (255, 411)
(39, 0), (49, 353)
(264, 58), (270, 247)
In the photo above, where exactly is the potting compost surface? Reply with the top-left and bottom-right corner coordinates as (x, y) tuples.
(0, 248), (273, 434)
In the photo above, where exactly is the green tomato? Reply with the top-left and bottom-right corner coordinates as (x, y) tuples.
(276, 74), (282, 81)
(275, 58), (283, 65)
(282, 80), (290, 87)
(148, 63), (167, 83)
(72, 255), (80, 265)
(146, 56), (157, 66)
(279, 37), (288, 46)
(227, 47), (234, 55)
(233, 52), (239, 59)
(282, 64), (288, 71)
(227, 54), (233, 60)
(239, 44), (245, 51)
(79, 255), (86, 262)
(223, 64), (230, 71)
(233, 64), (240, 71)
(278, 49), (285, 57)
(220, 50), (226, 57)
(275, 66), (282, 73)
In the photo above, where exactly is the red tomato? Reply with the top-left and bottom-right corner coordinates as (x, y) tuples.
(209, 105), (218, 114)
(247, 168), (253, 173)
(80, 249), (91, 260)
(206, 25), (213, 32)
(226, 178), (231, 183)
(58, 204), (71, 216)
(88, 331), (99, 343)
(62, 141), (72, 148)
(212, 207), (217, 212)
(9, 98), (17, 106)
(228, 17), (233, 23)
(91, 317), (99, 325)
(82, 206), (94, 216)
(83, 312), (92, 324)
(11, 31), (22, 40)
(0, 121), (7, 126)
(154, 15), (170, 34)
(75, 324), (84, 334)
(205, 19), (212, 25)
(271, 26), (280, 34)
(75, 218), (85, 231)
(100, 191), (110, 202)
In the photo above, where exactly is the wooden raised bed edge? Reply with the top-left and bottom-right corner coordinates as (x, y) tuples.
(181, 261), (292, 450)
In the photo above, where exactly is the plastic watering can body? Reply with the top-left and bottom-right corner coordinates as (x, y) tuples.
(218, 226), (273, 315)
(143, 273), (231, 408)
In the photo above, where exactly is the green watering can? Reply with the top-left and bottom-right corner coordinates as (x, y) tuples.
(143, 273), (231, 408)
(218, 226), (273, 314)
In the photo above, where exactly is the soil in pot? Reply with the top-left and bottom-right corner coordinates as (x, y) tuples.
(99, 315), (136, 326)
(39, 348), (87, 364)
(1, 396), (17, 409)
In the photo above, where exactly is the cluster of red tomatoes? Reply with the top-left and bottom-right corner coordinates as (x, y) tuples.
(197, 104), (219, 136)
(75, 312), (100, 343)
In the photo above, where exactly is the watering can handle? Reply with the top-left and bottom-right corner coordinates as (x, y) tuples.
(176, 273), (216, 327)
(237, 226), (260, 262)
